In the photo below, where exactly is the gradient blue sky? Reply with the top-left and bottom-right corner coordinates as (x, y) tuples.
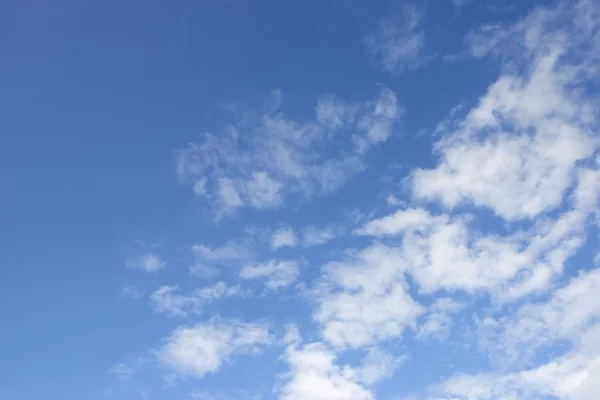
(2, 1), (600, 399)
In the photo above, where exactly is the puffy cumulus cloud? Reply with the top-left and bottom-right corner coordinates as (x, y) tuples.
(270, 227), (298, 250)
(364, 3), (426, 74)
(126, 253), (165, 273)
(176, 88), (401, 215)
(315, 243), (423, 348)
(239, 260), (300, 291)
(150, 282), (242, 317)
(155, 319), (272, 378)
(412, 0), (600, 221)
(355, 168), (597, 301)
(278, 326), (376, 400)
(406, 3), (600, 397)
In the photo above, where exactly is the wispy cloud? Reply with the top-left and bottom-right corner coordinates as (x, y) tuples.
(176, 88), (401, 216)
(428, 267), (600, 400)
(126, 253), (165, 273)
(150, 282), (242, 317)
(190, 238), (255, 278)
(364, 4), (427, 74)
(239, 260), (300, 291)
(301, 225), (337, 247)
(108, 363), (135, 381)
(270, 227), (298, 250)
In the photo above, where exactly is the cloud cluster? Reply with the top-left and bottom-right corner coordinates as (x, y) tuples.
(429, 266), (600, 400)
(301, 1), (600, 398)
(113, 1), (600, 400)
(176, 88), (401, 215)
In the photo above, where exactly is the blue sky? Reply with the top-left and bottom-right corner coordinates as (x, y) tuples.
(1, 0), (600, 399)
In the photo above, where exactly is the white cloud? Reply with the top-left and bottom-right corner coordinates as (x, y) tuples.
(176, 88), (401, 215)
(126, 253), (165, 273)
(430, 311), (600, 400)
(195, 281), (242, 302)
(479, 267), (600, 367)
(413, 1), (599, 221)
(150, 285), (202, 318)
(357, 347), (403, 385)
(355, 191), (593, 300)
(245, 171), (283, 209)
(190, 238), (255, 278)
(271, 227), (298, 250)
(279, 328), (373, 400)
(364, 4), (426, 74)
(239, 260), (300, 290)
(354, 88), (401, 153)
(408, 6), (600, 396)
(150, 282), (242, 317)
(385, 194), (404, 207)
(353, 207), (437, 236)
(155, 319), (272, 378)
(116, 2), (600, 399)
(315, 96), (357, 129)
(422, 242), (600, 399)
(315, 244), (424, 348)
(417, 298), (464, 341)
(217, 177), (244, 213)
(301, 226), (337, 247)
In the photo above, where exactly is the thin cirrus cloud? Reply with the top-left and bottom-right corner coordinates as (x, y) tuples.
(239, 260), (300, 291)
(189, 238), (256, 278)
(176, 87), (401, 216)
(364, 3), (427, 74)
(149, 282), (243, 318)
(125, 253), (165, 273)
(271, 225), (338, 249)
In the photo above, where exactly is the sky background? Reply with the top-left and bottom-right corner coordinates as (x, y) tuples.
(1, 0), (600, 399)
